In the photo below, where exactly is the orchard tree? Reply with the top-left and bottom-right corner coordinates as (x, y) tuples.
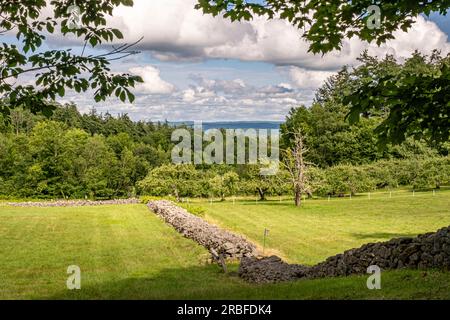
(0, 0), (142, 117)
(138, 164), (200, 201)
(412, 157), (450, 189)
(195, 0), (449, 54)
(325, 165), (376, 196)
(363, 160), (399, 189)
(239, 164), (287, 201)
(209, 171), (239, 201)
(424, 157), (450, 189)
(306, 166), (328, 196)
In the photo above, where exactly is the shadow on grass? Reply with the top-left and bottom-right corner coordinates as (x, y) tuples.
(43, 263), (257, 300)
(40, 263), (450, 300)
(350, 232), (418, 240)
(39, 262), (368, 300)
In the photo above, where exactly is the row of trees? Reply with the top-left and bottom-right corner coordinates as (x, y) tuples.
(137, 157), (450, 201)
(311, 157), (450, 197)
(138, 164), (290, 201)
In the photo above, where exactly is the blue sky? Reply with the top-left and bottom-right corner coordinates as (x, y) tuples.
(15, 1), (450, 122)
(429, 11), (450, 35)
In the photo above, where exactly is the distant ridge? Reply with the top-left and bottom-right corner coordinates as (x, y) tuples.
(169, 121), (283, 130)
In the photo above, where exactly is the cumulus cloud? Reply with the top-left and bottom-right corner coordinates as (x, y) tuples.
(260, 83), (295, 94)
(287, 67), (335, 89)
(129, 66), (175, 94)
(188, 75), (248, 94)
(181, 86), (217, 103)
(109, 0), (450, 70)
(366, 16), (450, 59)
(58, 72), (312, 122)
(111, 0), (255, 61)
(49, 0), (449, 121)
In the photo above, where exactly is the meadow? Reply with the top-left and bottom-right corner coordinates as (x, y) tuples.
(0, 189), (450, 300)
(202, 189), (450, 264)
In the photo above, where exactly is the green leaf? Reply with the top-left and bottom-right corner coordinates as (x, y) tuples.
(89, 37), (98, 47)
(57, 86), (65, 97)
(119, 91), (126, 102)
(111, 29), (124, 39)
(127, 91), (135, 103)
(46, 22), (54, 33)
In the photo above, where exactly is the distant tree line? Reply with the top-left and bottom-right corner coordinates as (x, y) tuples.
(1, 52), (449, 200)
(0, 105), (175, 199)
(137, 157), (449, 201)
(1, 102), (448, 200)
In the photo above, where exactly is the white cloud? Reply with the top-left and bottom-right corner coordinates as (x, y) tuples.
(181, 86), (216, 103)
(366, 16), (449, 59)
(48, 0), (450, 121)
(188, 75), (248, 94)
(110, 0), (450, 70)
(288, 67), (335, 89)
(129, 66), (175, 94)
(112, 0), (255, 61)
(59, 74), (312, 122)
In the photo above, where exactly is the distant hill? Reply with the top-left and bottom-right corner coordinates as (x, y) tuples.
(169, 121), (283, 131)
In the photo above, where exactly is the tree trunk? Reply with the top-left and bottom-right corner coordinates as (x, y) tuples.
(173, 187), (180, 202)
(294, 189), (302, 207)
(257, 188), (266, 201)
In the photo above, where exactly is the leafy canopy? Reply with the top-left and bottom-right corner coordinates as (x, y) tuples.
(195, 0), (450, 54)
(281, 52), (447, 167)
(343, 51), (450, 146)
(0, 0), (142, 116)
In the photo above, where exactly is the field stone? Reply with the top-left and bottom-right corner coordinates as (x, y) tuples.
(148, 200), (257, 260)
(239, 256), (309, 283)
(7, 198), (140, 207)
(239, 226), (450, 283)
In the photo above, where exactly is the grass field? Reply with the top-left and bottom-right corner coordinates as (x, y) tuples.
(0, 189), (450, 300)
(203, 189), (450, 265)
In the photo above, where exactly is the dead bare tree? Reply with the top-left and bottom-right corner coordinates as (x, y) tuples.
(281, 129), (312, 207)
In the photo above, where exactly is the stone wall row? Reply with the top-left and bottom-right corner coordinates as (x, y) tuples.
(7, 199), (140, 207)
(239, 226), (450, 283)
(148, 200), (257, 259)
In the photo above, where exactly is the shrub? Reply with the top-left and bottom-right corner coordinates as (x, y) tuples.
(140, 195), (176, 204)
(178, 203), (206, 217)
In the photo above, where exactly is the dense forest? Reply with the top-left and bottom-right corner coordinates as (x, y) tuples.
(0, 52), (448, 200)
(0, 105), (175, 198)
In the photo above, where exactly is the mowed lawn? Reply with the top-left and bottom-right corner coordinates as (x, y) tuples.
(204, 190), (450, 265)
(0, 193), (450, 300)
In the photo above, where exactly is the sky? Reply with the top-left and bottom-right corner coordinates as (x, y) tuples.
(33, 1), (450, 122)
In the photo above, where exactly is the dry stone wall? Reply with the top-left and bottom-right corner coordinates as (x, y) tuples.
(7, 199), (140, 207)
(239, 226), (450, 283)
(148, 200), (257, 259)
